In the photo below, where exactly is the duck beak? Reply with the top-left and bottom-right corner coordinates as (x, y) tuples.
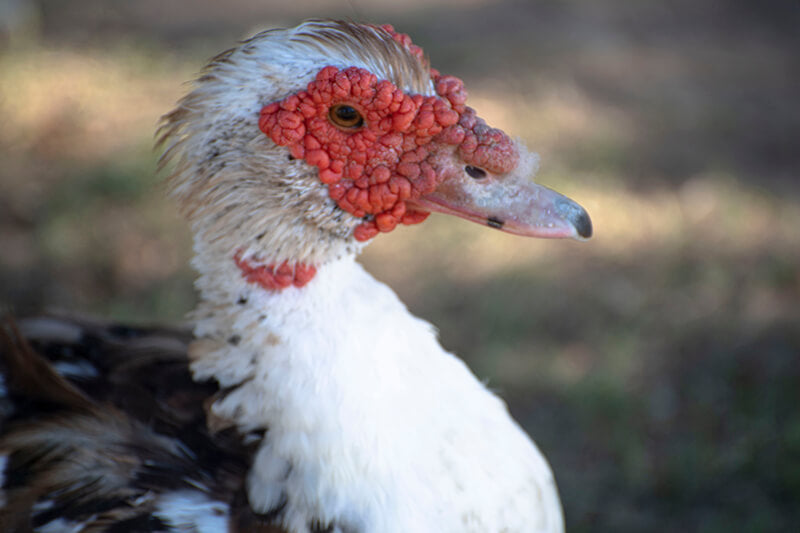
(408, 148), (592, 241)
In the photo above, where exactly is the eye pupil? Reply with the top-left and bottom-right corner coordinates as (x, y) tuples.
(337, 106), (356, 120)
(329, 104), (364, 129)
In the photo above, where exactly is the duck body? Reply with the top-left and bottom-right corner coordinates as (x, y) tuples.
(192, 256), (563, 532)
(1, 19), (591, 532)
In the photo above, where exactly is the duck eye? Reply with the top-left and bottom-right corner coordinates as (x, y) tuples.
(465, 165), (487, 179)
(329, 104), (364, 129)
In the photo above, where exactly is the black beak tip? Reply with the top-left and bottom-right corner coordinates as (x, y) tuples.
(574, 209), (592, 239)
(555, 198), (593, 240)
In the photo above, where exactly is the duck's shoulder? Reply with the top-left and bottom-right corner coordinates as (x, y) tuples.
(0, 315), (280, 532)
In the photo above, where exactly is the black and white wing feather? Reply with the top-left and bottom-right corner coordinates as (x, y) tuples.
(0, 316), (284, 532)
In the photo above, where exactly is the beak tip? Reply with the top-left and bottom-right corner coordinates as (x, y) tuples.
(573, 209), (593, 240)
(555, 198), (592, 240)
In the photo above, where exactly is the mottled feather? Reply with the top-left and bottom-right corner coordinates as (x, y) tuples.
(0, 316), (282, 532)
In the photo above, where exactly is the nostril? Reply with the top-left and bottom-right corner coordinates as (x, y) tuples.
(465, 166), (487, 179)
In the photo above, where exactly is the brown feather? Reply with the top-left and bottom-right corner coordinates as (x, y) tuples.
(0, 317), (94, 413)
(0, 315), (285, 531)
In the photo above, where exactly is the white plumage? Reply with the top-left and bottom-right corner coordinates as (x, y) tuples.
(197, 257), (563, 532)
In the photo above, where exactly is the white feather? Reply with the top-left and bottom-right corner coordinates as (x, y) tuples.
(155, 491), (229, 533)
(192, 256), (563, 533)
(37, 518), (87, 533)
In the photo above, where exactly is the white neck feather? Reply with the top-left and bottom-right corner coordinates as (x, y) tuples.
(185, 245), (563, 532)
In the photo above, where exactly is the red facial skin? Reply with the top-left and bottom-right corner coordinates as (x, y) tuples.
(258, 42), (517, 242)
(244, 25), (519, 291)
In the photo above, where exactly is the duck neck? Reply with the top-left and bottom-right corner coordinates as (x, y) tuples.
(185, 233), (392, 427)
(188, 235), (320, 370)
(187, 227), (459, 523)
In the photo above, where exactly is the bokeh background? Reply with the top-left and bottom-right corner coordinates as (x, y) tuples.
(1, 1), (798, 530)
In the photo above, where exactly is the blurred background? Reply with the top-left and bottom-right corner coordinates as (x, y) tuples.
(1, 0), (798, 530)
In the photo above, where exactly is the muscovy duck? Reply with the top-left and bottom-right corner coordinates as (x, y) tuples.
(0, 20), (591, 533)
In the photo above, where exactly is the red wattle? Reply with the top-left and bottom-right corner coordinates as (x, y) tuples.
(234, 251), (317, 291)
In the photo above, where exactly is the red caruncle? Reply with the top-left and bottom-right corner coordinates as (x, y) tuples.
(259, 58), (517, 242)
